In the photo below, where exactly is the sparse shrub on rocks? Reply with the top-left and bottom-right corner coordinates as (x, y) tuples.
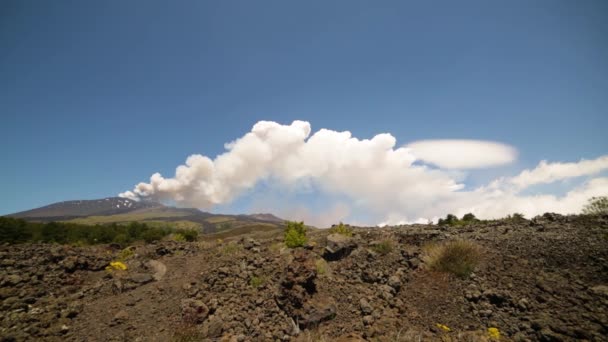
(330, 222), (353, 236)
(438, 214), (459, 226)
(221, 242), (242, 255)
(315, 258), (330, 276)
(371, 240), (393, 255)
(284, 221), (307, 248)
(117, 247), (135, 261)
(423, 240), (481, 278)
(438, 213), (480, 227)
(175, 229), (198, 242)
(582, 196), (608, 215)
(505, 213), (526, 222)
(249, 275), (265, 289)
(269, 242), (285, 253)
(171, 324), (204, 342)
(172, 233), (186, 242)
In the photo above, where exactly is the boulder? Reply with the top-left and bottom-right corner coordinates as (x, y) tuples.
(324, 234), (357, 261)
(146, 260), (167, 281)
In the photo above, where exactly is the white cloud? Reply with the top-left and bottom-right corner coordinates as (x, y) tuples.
(120, 120), (608, 226)
(406, 139), (517, 169)
(509, 156), (608, 189)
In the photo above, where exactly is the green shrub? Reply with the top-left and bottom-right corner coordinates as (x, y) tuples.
(423, 240), (481, 278)
(176, 229), (198, 242)
(249, 276), (265, 289)
(462, 213), (477, 222)
(112, 233), (129, 244)
(371, 240), (393, 255)
(284, 221), (307, 248)
(330, 222), (352, 236)
(117, 247), (135, 261)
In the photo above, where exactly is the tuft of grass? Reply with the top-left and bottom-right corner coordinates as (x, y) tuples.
(171, 323), (204, 342)
(249, 276), (265, 289)
(269, 242), (285, 253)
(371, 240), (393, 255)
(330, 222), (353, 236)
(422, 240), (481, 278)
(221, 242), (242, 255)
(315, 258), (330, 276)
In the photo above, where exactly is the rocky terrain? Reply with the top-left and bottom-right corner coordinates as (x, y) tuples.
(1, 213), (607, 341)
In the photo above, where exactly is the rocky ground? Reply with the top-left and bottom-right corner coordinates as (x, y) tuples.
(1, 213), (607, 341)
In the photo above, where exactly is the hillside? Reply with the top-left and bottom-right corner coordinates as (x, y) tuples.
(8, 197), (284, 234)
(0, 213), (606, 341)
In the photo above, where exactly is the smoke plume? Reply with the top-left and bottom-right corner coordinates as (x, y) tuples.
(120, 120), (608, 225)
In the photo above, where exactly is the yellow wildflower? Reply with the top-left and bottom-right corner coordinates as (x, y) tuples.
(106, 261), (127, 271)
(488, 327), (500, 339)
(436, 323), (451, 332)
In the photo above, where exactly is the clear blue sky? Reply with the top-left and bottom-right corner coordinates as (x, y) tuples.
(1, 0), (607, 215)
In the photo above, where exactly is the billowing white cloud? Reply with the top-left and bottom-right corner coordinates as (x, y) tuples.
(120, 120), (608, 226)
(406, 139), (517, 169)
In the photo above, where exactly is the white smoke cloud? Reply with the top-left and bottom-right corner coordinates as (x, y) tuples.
(406, 139), (517, 169)
(120, 120), (608, 226)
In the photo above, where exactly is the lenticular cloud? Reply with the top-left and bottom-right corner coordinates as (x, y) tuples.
(406, 139), (517, 169)
(120, 120), (608, 225)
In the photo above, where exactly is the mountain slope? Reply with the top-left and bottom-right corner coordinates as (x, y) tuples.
(9, 197), (161, 220)
(7, 197), (285, 234)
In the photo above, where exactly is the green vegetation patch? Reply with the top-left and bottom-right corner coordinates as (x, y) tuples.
(284, 221), (307, 248)
(0, 217), (198, 245)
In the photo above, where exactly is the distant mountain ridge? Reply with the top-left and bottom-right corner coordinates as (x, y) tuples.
(8, 197), (162, 220)
(7, 197), (284, 234)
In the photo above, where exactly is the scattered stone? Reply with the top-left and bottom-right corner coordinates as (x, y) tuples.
(181, 299), (209, 323)
(110, 310), (129, 326)
(359, 298), (373, 315)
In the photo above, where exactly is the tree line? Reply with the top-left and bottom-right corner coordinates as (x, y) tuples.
(0, 217), (198, 245)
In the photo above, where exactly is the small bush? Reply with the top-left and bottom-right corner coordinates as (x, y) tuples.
(172, 233), (186, 242)
(371, 240), (393, 255)
(423, 240), (481, 278)
(174, 229), (198, 242)
(330, 222), (352, 236)
(112, 233), (129, 245)
(582, 196), (608, 215)
(284, 221), (307, 248)
(117, 247), (135, 261)
(462, 213), (477, 222)
(249, 276), (265, 289)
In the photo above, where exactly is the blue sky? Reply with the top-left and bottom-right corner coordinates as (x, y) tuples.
(1, 1), (607, 221)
